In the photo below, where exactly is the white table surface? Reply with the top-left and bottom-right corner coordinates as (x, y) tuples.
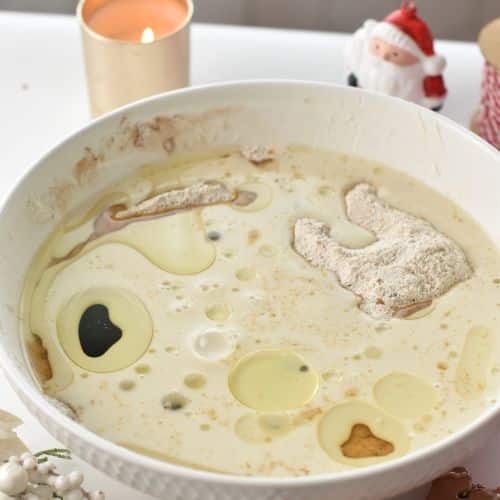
(0, 10), (498, 499)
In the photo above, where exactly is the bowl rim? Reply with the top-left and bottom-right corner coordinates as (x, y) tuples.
(1, 79), (499, 488)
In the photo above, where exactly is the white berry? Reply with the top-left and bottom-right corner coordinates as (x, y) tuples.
(0, 450), (105, 499)
(45, 474), (57, 487)
(67, 470), (84, 487)
(55, 474), (71, 492)
(0, 462), (29, 495)
(22, 457), (38, 470)
(37, 461), (54, 475)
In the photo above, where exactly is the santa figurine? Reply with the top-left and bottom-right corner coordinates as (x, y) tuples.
(346, 1), (447, 111)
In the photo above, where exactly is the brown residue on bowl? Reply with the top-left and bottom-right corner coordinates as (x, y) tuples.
(73, 147), (100, 185)
(341, 423), (394, 458)
(27, 108), (238, 224)
(127, 116), (177, 150)
(26, 333), (53, 383)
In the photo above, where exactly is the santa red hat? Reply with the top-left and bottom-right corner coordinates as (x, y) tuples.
(368, 2), (446, 77)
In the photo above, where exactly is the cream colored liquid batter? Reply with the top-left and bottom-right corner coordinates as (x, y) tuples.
(20, 147), (500, 476)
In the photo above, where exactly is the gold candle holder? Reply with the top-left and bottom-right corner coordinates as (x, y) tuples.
(77, 0), (193, 117)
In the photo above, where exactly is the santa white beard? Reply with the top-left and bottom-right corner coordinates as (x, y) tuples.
(346, 22), (428, 105)
(356, 52), (426, 102)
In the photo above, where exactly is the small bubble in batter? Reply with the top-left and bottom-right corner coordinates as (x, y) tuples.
(119, 380), (136, 391)
(206, 231), (221, 242)
(236, 267), (256, 281)
(161, 392), (189, 411)
(135, 364), (151, 375)
(192, 330), (234, 361)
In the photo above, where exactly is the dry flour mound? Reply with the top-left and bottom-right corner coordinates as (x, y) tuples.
(294, 183), (472, 319)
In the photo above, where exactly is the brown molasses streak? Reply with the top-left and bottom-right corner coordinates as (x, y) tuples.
(48, 189), (256, 267)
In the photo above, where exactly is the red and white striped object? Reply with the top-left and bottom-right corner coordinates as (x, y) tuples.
(478, 62), (500, 149)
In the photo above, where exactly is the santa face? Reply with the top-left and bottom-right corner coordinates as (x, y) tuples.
(355, 35), (427, 102)
(369, 37), (419, 66)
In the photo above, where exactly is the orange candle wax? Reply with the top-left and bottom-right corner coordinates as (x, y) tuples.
(86, 0), (188, 42)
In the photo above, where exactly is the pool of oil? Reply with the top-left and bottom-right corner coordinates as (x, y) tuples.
(19, 146), (500, 476)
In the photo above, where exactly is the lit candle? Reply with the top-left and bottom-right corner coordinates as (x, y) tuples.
(85, 0), (188, 42)
(78, 0), (193, 116)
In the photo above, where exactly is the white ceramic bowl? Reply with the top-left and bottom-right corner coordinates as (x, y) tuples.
(0, 82), (499, 500)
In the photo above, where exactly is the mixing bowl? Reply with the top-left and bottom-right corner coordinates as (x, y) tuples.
(0, 81), (499, 500)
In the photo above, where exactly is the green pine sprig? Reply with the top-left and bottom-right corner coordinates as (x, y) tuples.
(34, 448), (72, 463)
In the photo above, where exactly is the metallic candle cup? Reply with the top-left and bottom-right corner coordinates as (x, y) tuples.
(77, 0), (193, 117)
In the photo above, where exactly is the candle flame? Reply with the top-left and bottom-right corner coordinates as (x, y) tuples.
(141, 27), (155, 44)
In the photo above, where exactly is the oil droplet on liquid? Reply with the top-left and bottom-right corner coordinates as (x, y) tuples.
(235, 267), (256, 281)
(135, 364), (151, 374)
(205, 303), (232, 322)
(455, 326), (495, 399)
(109, 210), (216, 275)
(318, 400), (409, 466)
(184, 373), (207, 389)
(373, 372), (437, 419)
(57, 287), (153, 373)
(228, 350), (319, 411)
(119, 380), (136, 391)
